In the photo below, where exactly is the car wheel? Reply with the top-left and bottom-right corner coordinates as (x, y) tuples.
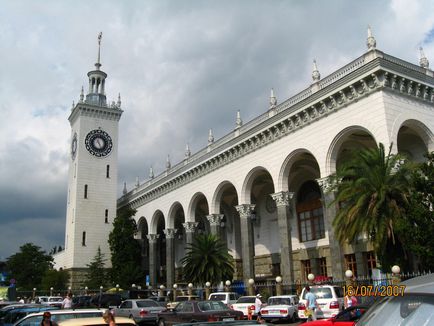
(158, 319), (166, 326)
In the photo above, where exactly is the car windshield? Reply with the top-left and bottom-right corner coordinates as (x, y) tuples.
(137, 300), (159, 307)
(210, 295), (226, 301)
(198, 301), (229, 311)
(268, 298), (291, 305)
(302, 288), (333, 299)
(356, 294), (434, 325)
(236, 297), (255, 304)
(49, 297), (63, 302)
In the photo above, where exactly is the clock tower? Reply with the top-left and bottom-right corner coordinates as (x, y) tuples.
(54, 33), (123, 286)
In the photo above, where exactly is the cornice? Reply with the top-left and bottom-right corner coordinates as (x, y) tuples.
(68, 103), (123, 125)
(118, 51), (434, 210)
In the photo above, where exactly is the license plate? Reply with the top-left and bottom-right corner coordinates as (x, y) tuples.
(269, 310), (280, 314)
(223, 318), (235, 321)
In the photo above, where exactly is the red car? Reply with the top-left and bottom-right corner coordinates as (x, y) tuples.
(157, 300), (244, 326)
(304, 305), (369, 326)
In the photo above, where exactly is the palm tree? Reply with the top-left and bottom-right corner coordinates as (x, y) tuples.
(329, 143), (413, 257)
(180, 233), (234, 285)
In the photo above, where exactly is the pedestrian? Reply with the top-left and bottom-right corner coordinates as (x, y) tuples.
(305, 286), (319, 321)
(254, 294), (262, 321)
(103, 310), (116, 326)
(62, 293), (72, 309)
(344, 293), (357, 308)
(40, 311), (59, 326)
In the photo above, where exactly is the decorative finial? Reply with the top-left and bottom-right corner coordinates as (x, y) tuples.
(117, 93), (122, 108)
(96, 32), (103, 70)
(420, 47), (430, 69)
(235, 110), (242, 129)
(135, 177), (139, 188)
(166, 155), (171, 170)
(149, 166), (154, 179)
(71, 101), (75, 110)
(208, 129), (214, 144)
(269, 88), (277, 109)
(122, 182), (127, 195)
(366, 25), (376, 50)
(312, 60), (321, 82)
(185, 144), (191, 159)
(79, 86), (84, 103)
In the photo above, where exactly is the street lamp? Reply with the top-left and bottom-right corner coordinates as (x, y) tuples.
(225, 280), (231, 292)
(345, 270), (353, 286)
(307, 273), (315, 285)
(248, 278), (255, 296)
(392, 265), (401, 284)
(188, 283), (193, 296)
(116, 284), (120, 293)
(205, 282), (211, 300)
(50, 287), (54, 296)
(159, 285), (165, 297)
(275, 276), (283, 296)
(99, 286), (103, 297)
(32, 288), (36, 300)
(132, 284), (136, 288)
(173, 284), (178, 302)
(85, 286), (88, 295)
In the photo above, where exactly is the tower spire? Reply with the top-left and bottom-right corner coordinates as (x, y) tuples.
(208, 129), (214, 144)
(366, 25), (376, 50)
(269, 88), (277, 109)
(235, 110), (242, 129)
(312, 60), (320, 82)
(420, 47), (430, 69)
(185, 144), (191, 159)
(96, 32), (102, 70)
(149, 166), (154, 179)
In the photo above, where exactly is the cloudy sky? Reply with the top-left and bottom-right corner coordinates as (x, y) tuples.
(1, 0), (434, 260)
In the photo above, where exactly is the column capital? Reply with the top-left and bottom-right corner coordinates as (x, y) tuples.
(316, 176), (333, 192)
(164, 228), (177, 239)
(147, 233), (160, 243)
(270, 191), (294, 207)
(206, 214), (224, 226)
(235, 204), (256, 218)
(183, 221), (199, 233)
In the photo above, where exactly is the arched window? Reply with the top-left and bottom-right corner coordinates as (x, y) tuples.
(297, 180), (325, 242)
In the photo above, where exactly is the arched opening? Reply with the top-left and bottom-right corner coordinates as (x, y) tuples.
(397, 122), (430, 162)
(137, 217), (149, 275)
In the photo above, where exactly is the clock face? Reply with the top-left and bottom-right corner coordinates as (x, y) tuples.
(85, 129), (113, 157)
(71, 132), (78, 160)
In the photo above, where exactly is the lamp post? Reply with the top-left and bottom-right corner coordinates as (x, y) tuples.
(173, 284), (178, 302)
(132, 284), (136, 289)
(188, 283), (193, 296)
(345, 270), (353, 287)
(205, 282), (211, 300)
(275, 276), (283, 296)
(116, 284), (120, 293)
(392, 265), (401, 284)
(159, 285), (165, 298)
(68, 286), (72, 296)
(32, 288), (36, 300)
(50, 287), (54, 296)
(248, 278), (255, 296)
(99, 286), (103, 297)
(307, 273), (315, 285)
(225, 280), (231, 292)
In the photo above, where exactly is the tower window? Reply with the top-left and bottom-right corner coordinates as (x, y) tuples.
(105, 209), (109, 223)
(82, 231), (86, 246)
(106, 165), (110, 178)
(84, 184), (88, 199)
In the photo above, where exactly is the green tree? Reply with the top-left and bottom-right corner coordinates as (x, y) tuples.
(180, 233), (234, 285)
(41, 269), (70, 291)
(108, 206), (142, 287)
(85, 247), (107, 289)
(328, 143), (413, 270)
(6, 243), (53, 290)
(396, 152), (434, 270)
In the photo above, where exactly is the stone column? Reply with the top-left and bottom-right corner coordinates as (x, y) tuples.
(235, 204), (256, 284)
(164, 228), (176, 288)
(147, 234), (159, 287)
(206, 214), (224, 236)
(317, 177), (344, 280)
(270, 191), (295, 284)
(183, 222), (198, 246)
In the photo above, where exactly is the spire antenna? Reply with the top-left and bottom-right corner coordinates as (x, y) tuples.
(96, 32), (103, 70)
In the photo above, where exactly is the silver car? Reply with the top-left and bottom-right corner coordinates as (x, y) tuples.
(112, 299), (166, 324)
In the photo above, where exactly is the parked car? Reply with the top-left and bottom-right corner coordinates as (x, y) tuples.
(90, 294), (122, 308)
(298, 285), (344, 320)
(208, 293), (240, 306)
(147, 297), (170, 308)
(13, 308), (104, 326)
(229, 296), (257, 318)
(166, 296), (199, 310)
(174, 321), (263, 326)
(0, 303), (18, 310)
(259, 294), (299, 322)
(58, 316), (136, 326)
(71, 296), (92, 309)
(0, 305), (59, 326)
(355, 273), (434, 325)
(304, 305), (369, 325)
(38, 297), (63, 308)
(112, 299), (166, 324)
(157, 300), (244, 326)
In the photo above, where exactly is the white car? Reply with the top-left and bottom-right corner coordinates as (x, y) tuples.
(13, 309), (104, 326)
(298, 285), (344, 320)
(260, 295), (299, 322)
(229, 296), (257, 317)
(208, 292), (240, 306)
